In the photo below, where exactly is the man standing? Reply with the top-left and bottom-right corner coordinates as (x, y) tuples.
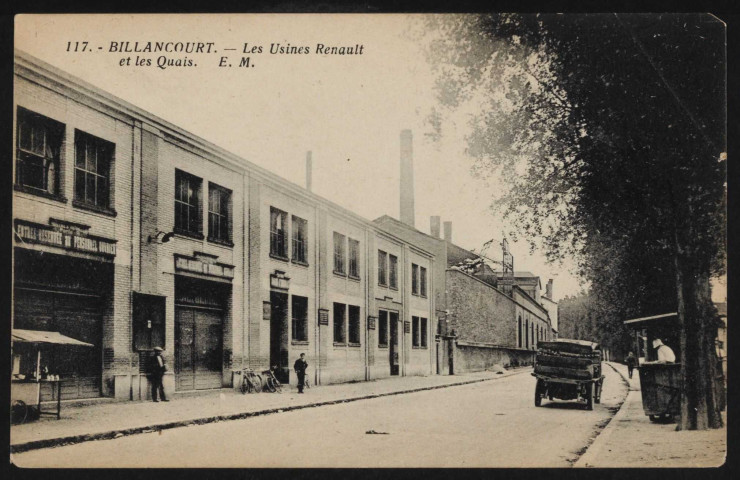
(151, 347), (169, 402)
(652, 339), (676, 363)
(626, 351), (638, 379)
(294, 353), (308, 394)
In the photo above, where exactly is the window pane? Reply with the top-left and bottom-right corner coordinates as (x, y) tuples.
(334, 303), (346, 343)
(97, 177), (108, 207)
(412, 264), (419, 294)
(378, 310), (388, 346)
(420, 267), (427, 296)
(389, 255), (397, 289)
(86, 173), (96, 203)
(349, 305), (360, 344)
(378, 251), (387, 285)
(19, 121), (32, 152)
(31, 125), (45, 155)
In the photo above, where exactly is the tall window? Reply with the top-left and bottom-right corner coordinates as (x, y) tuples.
(378, 250), (388, 286)
(412, 316), (420, 347)
(389, 254), (398, 289)
(292, 215), (308, 264)
(348, 238), (360, 278)
(518, 316), (522, 348)
(175, 170), (202, 235)
(378, 310), (388, 346)
(348, 305), (361, 344)
(333, 302), (346, 343)
(270, 207), (288, 258)
(291, 295), (308, 342)
(208, 183), (231, 243)
(333, 232), (346, 274)
(420, 317), (428, 348)
(420, 267), (427, 297)
(15, 107), (64, 196)
(412, 264), (420, 295)
(74, 130), (113, 209)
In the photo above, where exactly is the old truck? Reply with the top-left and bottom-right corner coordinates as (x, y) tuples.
(532, 339), (604, 410)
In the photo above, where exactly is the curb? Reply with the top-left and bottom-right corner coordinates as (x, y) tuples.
(11, 368), (527, 454)
(573, 362), (632, 468)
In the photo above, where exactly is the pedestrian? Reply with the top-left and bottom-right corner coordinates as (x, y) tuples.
(294, 353), (308, 394)
(652, 339), (676, 363)
(151, 346), (169, 402)
(626, 351), (638, 379)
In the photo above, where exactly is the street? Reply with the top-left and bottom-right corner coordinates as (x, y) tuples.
(13, 366), (627, 468)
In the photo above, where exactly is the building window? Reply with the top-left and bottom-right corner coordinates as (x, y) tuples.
(348, 305), (361, 344)
(389, 254), (398, 289)
(518, 316), (522, 348)
(333, 232), (346, 274)
(333, 302), (346, 344)
(292, 295), (308, 342)
(378, 250), (388, 286)
(208, 183), (231, 244)
(378, 310), (388, 346)
(420, 267), (427, 297)
(412, 264), (419, 295)
(175, 170), (202, 236)
(15, 107), (64, 197)
(525, 318), (529, 349)
(270, 207), (288, 258)
(348, 238), (360, 278)
(74, 130), (113, 209)
(420, 317), (428, 348)
(292, 216), (308, 264)
(412, 316), (420, 347)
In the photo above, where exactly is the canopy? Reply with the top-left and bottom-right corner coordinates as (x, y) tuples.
(623, 312), (677, 329)
(12, 329), (94, 347)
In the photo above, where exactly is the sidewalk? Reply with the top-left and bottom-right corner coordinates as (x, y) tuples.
(575, 362), (726, 468)
(11, 368), (524, 453)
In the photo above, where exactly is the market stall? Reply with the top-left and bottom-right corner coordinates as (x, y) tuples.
(11, 329), (94, 423)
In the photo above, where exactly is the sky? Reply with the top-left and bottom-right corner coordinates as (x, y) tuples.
(15, 14), (592, 300)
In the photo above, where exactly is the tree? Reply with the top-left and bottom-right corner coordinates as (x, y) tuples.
(423, 13), (726, 430)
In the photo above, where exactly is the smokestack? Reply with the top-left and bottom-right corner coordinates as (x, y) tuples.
(443, 221), (452, 242)
(400, 129), (415, 227)
(430, 216), (441, 238)
(546, 279), (554, 299)
(305, 151), (312, 192)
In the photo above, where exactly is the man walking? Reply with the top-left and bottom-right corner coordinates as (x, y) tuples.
(151, 347), (169, 402)
(626, 351), (638, 379)
(294, 353), (308, 394)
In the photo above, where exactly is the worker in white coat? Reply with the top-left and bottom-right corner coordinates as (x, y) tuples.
(652, 338), (676, 363)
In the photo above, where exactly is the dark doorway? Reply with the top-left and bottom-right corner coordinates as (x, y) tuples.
(389, 311), (399, 376)
(270, 291), (289, 383)
(448, 338), (455, 375)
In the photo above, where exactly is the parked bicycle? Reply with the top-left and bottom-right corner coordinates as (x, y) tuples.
(262, 368), (283, 393)
(240, 369), (263, 394)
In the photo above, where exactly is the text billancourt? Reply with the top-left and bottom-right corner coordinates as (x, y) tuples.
(109, 42), (365, 55)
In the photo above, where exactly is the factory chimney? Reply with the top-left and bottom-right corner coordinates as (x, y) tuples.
(443, 221), (452, 242)
(546, 279), (554, 299)
(399, 129), (415, 227)
(430, 216), (441, 238)
(305, 151), (313, 192)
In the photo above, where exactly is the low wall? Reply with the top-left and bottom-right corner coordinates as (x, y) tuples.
(455, 343), (535, 373)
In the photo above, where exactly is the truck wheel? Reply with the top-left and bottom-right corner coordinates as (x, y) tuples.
(586, 383), (594, 411)
(534, 380), (543, 407)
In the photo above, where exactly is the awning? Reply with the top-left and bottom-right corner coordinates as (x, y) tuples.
(623, 312), (677, 328)
(12, 329), (94, 347)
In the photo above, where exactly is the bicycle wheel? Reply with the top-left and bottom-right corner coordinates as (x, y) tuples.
(265, 377), (277, 393)
(240, 375), (250, 394)
(273, 378), (283, 394)
(253, 374), (263, 393)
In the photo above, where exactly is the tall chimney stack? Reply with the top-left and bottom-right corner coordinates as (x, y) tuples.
(399, 129), (415, 227)
(430, 216), (441, 238)
(443, 221), (452, 242)
(305, 151), (313, 192)
(546, 279), (554, 299)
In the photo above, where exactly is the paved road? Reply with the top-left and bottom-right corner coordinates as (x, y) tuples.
(13, 366), (627, 468)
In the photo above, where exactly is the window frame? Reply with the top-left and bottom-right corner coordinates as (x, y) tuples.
(412, 316), (420, 347)
(333, 302), (347, 344)
(348, 238), (360, 279)
(174, 169), (203, 238)
(420, 317), (428, 348)
(378, 310), (389, 347)
(73, 129), (114, 212)
(291, 215), (308, 265)
(419, 266), (427, 297)
(412, 264), (419, 295)
(15, 107), (65, 200)
(348, 305), (361, 345)
(333, 232), (347, 275)
(270, 207), (289, 260)
(291, 295), (309, 343)
(207, 182), (232, 245)
(378, 250), (388, 286)
(388, 254), (398, 290)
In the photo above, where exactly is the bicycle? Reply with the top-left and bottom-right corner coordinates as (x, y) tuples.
(240, 369), (263, 394)
(262, 369), (283, 393)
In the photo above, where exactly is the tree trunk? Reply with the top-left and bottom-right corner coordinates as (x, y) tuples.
(674, 250), (723, 431)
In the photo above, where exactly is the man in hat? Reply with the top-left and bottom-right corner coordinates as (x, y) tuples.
(294, 353), (308, 394)
(151, 347), (169, 402)
(652, 339), (676, 363)
(626, 351), (638, 379)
